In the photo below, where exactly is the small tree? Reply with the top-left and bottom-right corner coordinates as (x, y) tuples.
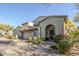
(64, 19), (78, 35)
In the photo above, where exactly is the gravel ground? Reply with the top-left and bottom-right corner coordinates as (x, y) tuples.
(0, 38), (63, 56)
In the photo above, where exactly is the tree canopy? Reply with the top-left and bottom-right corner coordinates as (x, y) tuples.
(64, 19), (78, 33)
(0, 23), (14, 31)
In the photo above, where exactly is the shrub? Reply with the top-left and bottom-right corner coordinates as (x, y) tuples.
(50, 44), (58, 49)
(33, 36), (38, 44)
(54, 35), (63, 43)
(27, 36), (43, 44)
(51, 36), (75, 54)
(51, 31), (79, 54)
(27, 37), (33, 43)
(58, 39), (71, 54)
(33, 36), (42, 44)
(37, 36), (43, 43)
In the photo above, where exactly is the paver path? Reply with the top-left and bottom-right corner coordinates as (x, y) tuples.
(0, 38), (63, 56)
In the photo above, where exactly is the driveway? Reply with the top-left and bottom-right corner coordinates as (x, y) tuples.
(0, 38), (63, 56)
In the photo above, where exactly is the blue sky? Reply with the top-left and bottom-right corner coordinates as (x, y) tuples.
(0, 3), (78, 27)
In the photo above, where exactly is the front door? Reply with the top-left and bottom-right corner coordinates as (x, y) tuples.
(50, 30), (55, 40)
(45, 24), (55, 41)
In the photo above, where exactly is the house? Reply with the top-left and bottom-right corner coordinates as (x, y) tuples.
(14, 15), (68, 40)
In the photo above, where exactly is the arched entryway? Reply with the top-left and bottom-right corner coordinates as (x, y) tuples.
(45, 24), (55, 41)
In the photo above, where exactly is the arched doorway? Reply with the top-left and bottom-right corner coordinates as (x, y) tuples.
(45, 24), (55, 41)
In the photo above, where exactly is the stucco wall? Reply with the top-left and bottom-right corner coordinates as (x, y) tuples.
(38, 17), (64, 39)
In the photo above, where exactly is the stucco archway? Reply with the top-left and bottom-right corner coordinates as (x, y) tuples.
(45, 24), (55, 40)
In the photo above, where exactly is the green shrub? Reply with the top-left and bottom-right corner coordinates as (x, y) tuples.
(33, 36), (39, 44)
(51, 31), (79, 54)
(28, 37), (33, 43)
(27, 36), (43, 44)
(33, 36), (42, 44)
(58, 39), (71, 54)
(37, 36), (43, 43)
(54, 35), (63, 43)
(51, 37), (75, 54)
(51, 44), (58, 49)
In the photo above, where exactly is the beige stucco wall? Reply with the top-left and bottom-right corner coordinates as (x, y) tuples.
(38, 17), (65, 39)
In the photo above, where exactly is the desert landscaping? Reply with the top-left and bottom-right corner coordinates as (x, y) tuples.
(0, 37), (61, 56)
(0, 3), (79, 56)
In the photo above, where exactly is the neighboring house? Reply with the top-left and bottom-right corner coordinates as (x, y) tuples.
(20, 22), (38, 39)
(13, 26), (22, 39)
(14, 15), (68, 40)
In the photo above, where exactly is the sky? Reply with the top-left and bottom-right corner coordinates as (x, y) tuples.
(0, 3), (78, 27)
